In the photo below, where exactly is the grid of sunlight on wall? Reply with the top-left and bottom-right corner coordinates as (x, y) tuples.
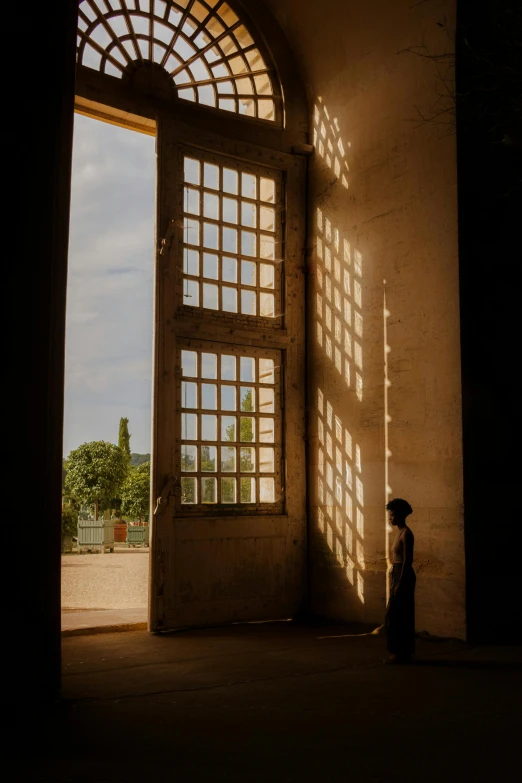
(313, 97), (349, 188)
(316, 389), (365, 604)
(77, 0), (277, 121)
(315, 208), (363, 401)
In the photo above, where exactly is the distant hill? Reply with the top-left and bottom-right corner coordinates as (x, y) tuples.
(130, 452), (150, 467)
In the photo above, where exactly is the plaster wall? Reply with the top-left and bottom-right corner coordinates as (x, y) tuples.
(265, 0), (466, 637)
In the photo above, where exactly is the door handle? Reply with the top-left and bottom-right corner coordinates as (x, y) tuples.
(154, 475), (179, 515)
(158, 220), (176, 257)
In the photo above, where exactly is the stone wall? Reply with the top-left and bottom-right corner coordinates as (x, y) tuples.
(264, 0), (466, 638)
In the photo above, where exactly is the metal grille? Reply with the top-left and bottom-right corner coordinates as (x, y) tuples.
(77, 0), (277, 121)
(180, 148), (282, 322)
(176, 339), (283, 513)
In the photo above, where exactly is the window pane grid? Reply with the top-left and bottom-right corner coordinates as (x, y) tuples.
(177, 341), (282, 513)
(77, 0), (278, 122)
(179, 149), (281, 323)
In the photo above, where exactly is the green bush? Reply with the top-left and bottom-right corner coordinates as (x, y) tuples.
(62, 504), (78, 537)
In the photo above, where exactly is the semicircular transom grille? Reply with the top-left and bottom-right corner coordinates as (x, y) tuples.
(77, 0), (277, 121)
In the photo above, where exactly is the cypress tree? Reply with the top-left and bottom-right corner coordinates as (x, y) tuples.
(118, 417), (131, 466)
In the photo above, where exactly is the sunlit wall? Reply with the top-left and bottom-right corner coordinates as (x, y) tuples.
(267, 0), (466, 637)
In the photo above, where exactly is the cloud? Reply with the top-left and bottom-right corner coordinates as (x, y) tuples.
(64, 114), (155, 455)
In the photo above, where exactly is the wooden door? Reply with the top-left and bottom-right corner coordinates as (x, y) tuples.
(149, 113), (306, 631)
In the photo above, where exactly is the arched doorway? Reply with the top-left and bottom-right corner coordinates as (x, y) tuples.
(75, 0), (309, 630)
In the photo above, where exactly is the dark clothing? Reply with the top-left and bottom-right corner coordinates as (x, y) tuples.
(385, 563), (416, 658)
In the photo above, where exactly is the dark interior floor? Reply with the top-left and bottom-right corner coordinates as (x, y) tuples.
(20, 621), (522, 782)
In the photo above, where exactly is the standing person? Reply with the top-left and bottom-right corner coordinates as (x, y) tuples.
(385, 498), (416, 664)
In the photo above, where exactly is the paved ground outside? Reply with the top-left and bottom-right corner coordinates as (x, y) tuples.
(22, 622), (522, 782)
(61, 548), (149, 631)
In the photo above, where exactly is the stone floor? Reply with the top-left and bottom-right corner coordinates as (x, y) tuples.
(61, 548), (149, 630)
(21, 621), (522, 782)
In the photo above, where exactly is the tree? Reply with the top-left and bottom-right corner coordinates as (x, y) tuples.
(226, 390), (255, 502)
(130, 452), (150, 468)
(61, 504), (78, 537)
(118, 417), (131, 466)
(65, 441), (128, 520)
(121, 461), (151, 522)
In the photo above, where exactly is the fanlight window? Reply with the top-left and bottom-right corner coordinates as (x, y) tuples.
(77, 0), (277, 121)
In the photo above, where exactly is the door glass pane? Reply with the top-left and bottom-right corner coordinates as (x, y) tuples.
(203, 222), (219, 249)
(240, 417), (255, 442)
(201, 352), (217, 379)
(241, 289), (256, 315)
(182, 413), (197, 440)
(181, 350), (197, 377)
(259, 357), (274, 384)
(221, 355), (236, 380)
(184, 248), (199, 276)
(203, 253), (218, 279)
(260, 177), (275, 202)
(184, 187), (200, 215)
(201, 445), (217, 471)
(240, 356), (256, 382)
(222, 286), (238, 312)
(222, 416), (237, 441)
(260, 293), (275, 318)
(184, 217), (200, 245)
(259, 447), (274, 472)
(183, 279), (199, 306)
(221, 477), (236, 503)
(201, 477), (217, 503)
(180, 152), (281, 320)
(259, 387), (274, 412)
(203, 192), (219, 219)
(201, 383), (217, 409)
(184, 157), (200, 185)
(241, 172), (256, 198)
(241, 202), (256, 227)
(223, 197), (238, 223)
(241, 260), (256, 286)
(201, 414), (217, 440)
(221, 385), (236, 410)
(181, 445), (197, 471)
(204, 162), (219, 189)
(203, 283), (219, 309)
(259, 417), (274, 443)
(178, 344), (280, 509)
(181, 381), (197, 408)
(240, 387), (255, 411)
(259, 263), (274, 289)
(240, 447), (255, 472)
(222, 256), (237, 283)
(240, 477), (255, 503)
(260, 477), (275, 503)
(223, 168), (238, 194)
(181, 477), (197, 504)
(221, 446), (236, 472)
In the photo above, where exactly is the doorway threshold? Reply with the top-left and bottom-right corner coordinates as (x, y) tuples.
(61, 607), (147, 637)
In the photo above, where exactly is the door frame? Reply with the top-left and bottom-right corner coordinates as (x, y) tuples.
(74, 55), (309, 631)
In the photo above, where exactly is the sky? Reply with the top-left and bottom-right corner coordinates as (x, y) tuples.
(63, 114), (155, 457)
